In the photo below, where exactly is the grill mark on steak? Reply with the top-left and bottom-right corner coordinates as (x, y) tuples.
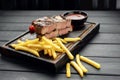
(33, 15), (73, 38)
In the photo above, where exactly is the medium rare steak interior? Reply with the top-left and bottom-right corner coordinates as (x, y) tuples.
(32, 16), (73, 38)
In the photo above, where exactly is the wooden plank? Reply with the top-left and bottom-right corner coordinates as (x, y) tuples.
(0, 31), (120, 44)
(0, 31), (23, 41)
(0, 16), (119, 24)
(0, 23), (120, 33)
(0, 11), (63, 16)
(0, 56), (120, 75)
(0, 16), (37, 23)
(79, 44), (120, 57)
(61, 57), (120, 75)
(0, 11), (120, 80)
(1, 42), (120, 57)
(0, 56), (34, 71)
(0, 11), (119, 17)
(90, 33), (120, 44)
(0, 23), (28, 31)
(87, 17), (120, 24)
(0, 71), (120, 80)
(100, 24), (120, 33)
(0, 42), (6, 46)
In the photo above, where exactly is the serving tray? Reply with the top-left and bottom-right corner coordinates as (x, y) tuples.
(0, 22), (100, 72)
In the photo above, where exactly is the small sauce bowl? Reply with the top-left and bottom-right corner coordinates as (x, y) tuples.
(63, 11), (88, 30)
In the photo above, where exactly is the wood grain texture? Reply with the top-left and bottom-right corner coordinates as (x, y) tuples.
(61, 57), (120, 75)
(0, 56), (120, 75)
(0, 71), (120, 80)
(0, 16), (119, 24)
(0, 23), (120, 33)
(100, 24), (120, 33)
(79, 44), (120, 57)
(0, 23), (28, 31)
(0, 42), (5, 46)
(0, 11), (119, 17)
(0, 10), (120, 80)
(0, 31), (23, 41)
(90, 33), (120, 44)
(0, 31), (120, 44)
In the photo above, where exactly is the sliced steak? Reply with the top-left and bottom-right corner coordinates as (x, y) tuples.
(32, 15), (73, 39)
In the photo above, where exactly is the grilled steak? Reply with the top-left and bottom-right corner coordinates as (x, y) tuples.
(32, 16), (73, 38)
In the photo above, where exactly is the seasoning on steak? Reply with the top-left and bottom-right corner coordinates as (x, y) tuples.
(32, 16), (73, 39)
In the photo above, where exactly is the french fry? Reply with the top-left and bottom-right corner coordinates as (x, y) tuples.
(17, 38), (39, 46)
(70, 61), (84, 77)
(11, 36), (83, 60)
(76, 54), (88, 73)
(15, 45), (40, 57)
(64, 37), (81, 42)
(27, 44), (42, 48)
(44, 49), (48, 55)
(55, 38), (74, 60)
(28, 44), (52, 49)
(17, 39), (24, 44)
(80, 56), (101, 69)
(42, 36), (63, 52)
(53, 40), (57, 43)
(10, 44), (17, 48)
(66, 63), (71, 78)
(38, 41), (45, 45)
(43, 45), (52, 49)
(48, 49), (52, 57)
(59, 38), (67, 44)
(51, 48), (57, 59)
(35, 48), (42, 52)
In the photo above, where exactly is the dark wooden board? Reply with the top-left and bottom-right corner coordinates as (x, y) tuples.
(0, 22), (99, 72)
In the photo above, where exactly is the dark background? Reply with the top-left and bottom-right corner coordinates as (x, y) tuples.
(0, 0), (118, 10)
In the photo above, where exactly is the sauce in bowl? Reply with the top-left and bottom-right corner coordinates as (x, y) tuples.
(66, 14), (86, 20)
(63, 11), (88, 30)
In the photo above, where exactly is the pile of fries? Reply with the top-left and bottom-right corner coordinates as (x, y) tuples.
(10, 36), (101, 78)
(10, 36), (80, 60)
(66, 54), (101, 78)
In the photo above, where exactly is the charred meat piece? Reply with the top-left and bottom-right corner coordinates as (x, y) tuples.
(32, 16), (73, 38)
(33, 17), (55, 35)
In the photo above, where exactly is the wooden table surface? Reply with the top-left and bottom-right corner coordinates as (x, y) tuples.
(0, 10), (120, 80)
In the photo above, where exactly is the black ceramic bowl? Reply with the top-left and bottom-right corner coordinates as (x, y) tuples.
(63, 11), (88, 30)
